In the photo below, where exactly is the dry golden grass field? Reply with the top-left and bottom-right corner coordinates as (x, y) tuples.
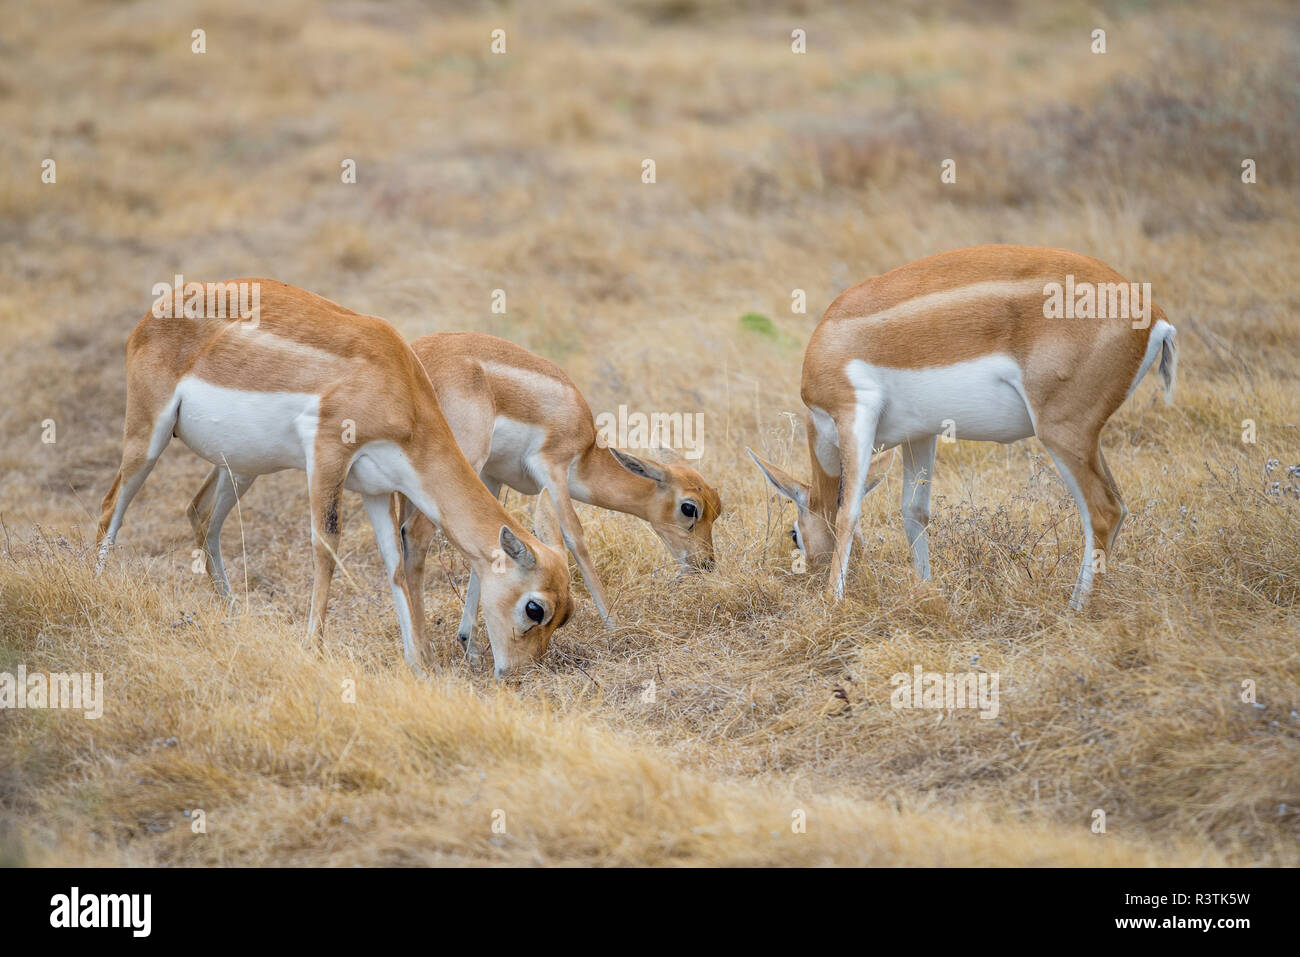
(1, 0), (1297, 867)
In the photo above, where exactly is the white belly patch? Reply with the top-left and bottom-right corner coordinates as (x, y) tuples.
(844, 355), (1035, 448)
(345, 440), (424, 499)
(173, 377), (320, 475)
(482, 416), (547, 494)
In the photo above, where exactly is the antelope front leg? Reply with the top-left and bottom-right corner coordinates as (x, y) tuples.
(827, 405), (880, 601)
(398, 498), (440, 670)
(97, 393), (179, 571)
(545, 474), (614, 629)
(458, 569), (484, 665)
(305, 463), (346, 646)
(453, 478), (499, 664)
(363, 493), (424, 674)
(400, 484), (492, 668)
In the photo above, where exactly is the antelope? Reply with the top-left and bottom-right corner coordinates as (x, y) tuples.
(748, 245), (1178, 609)
(188, 331), (722, 651)
(96, 280), (573, 677)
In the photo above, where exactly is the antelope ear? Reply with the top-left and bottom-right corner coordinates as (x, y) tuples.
(746, 448), (810, 511)
(864, 448), (895, 494)
(610, 448), (669, 486)
(532, 489), (564, 551)
(498, 525), (536, 569)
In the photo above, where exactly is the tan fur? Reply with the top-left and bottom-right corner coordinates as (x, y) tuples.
(186, 329), (721, 644)
(97, 280), (572, 676)
(753, 245), (1177, 608)
(397, 332), (721, 642)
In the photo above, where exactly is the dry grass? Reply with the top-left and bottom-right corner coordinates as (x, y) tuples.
(1, 0), (1297, 866)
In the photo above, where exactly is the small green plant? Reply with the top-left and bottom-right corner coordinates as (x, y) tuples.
(739, 313), (800, 350)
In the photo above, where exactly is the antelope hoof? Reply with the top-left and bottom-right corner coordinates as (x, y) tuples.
(459, 632), (482, 666)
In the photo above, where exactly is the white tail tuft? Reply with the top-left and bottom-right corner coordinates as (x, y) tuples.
(1158, 324), (1178, 405)
(1125, 319), (1178, 405)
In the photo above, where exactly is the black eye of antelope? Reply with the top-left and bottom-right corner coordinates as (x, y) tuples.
(525, 600), (545, 624)
(680, 502), (698, 519)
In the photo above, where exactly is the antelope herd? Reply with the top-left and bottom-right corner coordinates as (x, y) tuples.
(97, 245), (1177, 676)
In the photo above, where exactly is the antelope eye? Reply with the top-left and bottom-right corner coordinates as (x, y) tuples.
(790, 527), (798, 542)
(525, 600), (545, 623)
(680, 502), (698, 519)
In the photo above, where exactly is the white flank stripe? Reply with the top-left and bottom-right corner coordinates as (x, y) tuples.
(841, 279), (1050, 327)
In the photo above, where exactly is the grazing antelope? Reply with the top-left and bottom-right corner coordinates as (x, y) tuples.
(749, 245), (1177, 609)
(188, 331), (722, 651)
(97, 280), (573, 677)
